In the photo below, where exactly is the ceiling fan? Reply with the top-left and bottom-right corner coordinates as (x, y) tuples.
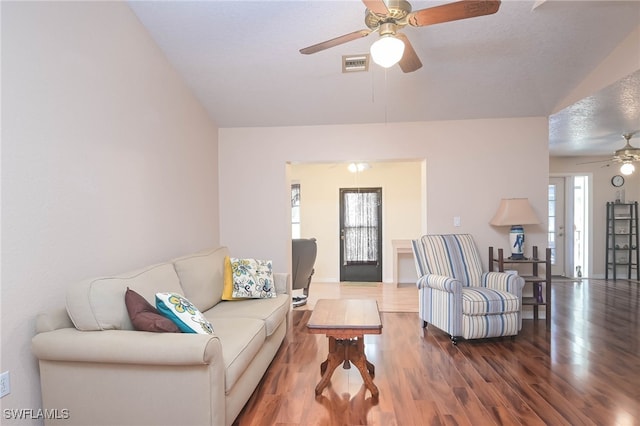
(299, 0), (502, 73)
(579, 132), (640, 174)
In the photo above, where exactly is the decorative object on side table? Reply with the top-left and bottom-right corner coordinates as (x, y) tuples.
(535, 283), (544, 303)
(490, 198), (540, 260)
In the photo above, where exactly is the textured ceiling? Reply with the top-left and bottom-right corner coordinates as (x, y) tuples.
(549, 69), (640, 156)
(129, 0), (640, 157)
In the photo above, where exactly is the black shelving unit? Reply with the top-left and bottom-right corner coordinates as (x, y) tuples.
(605, 201), (639, 280)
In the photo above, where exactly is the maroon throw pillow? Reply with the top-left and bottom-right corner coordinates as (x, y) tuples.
(125, 287), (180, 333)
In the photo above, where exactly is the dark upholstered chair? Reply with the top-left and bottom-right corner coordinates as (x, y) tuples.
(291, 238), (317, 307)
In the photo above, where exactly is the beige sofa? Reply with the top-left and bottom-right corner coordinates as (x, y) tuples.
(31, 247), (291, 426)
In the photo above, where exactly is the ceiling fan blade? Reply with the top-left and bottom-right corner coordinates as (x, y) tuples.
(407, 0), (501, 27)
(396, 33), (422, 73)
(576, 159), (614, 165)
(362, 0), (390, 15)
(300, 29), (372, 55)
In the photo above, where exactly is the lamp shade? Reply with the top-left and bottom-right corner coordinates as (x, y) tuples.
(490, 198), (540, 226)
(370, 35), (405, 68)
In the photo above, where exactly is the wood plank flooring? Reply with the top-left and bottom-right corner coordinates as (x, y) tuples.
(233, 279), (639, 425)
(294, 281), (419, 313)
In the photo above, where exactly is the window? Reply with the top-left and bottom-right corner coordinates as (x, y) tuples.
(548, 184), (557, 264)
(291, 183), (300, 239)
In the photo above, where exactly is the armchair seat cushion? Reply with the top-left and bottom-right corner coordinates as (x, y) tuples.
(462, 287), (520, 315)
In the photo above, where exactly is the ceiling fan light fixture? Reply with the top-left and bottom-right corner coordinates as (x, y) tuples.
(620, 162), (635, 175)
(370, 35), (405, 68)
(348, 162), (371, 173)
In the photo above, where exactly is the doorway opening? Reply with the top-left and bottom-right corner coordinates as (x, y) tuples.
(288, 160), (424, 283)
(549, 175), (589, 278)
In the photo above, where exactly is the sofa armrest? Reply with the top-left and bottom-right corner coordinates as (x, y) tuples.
(417, 274), (463, 293)
(36, 308), (75, 333)
(32, 328), (223, 366)
(274, 272), (291, 295)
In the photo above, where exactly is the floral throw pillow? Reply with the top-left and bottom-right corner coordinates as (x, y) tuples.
(155, 292), (214, 334)
(230, 257), (276, 299)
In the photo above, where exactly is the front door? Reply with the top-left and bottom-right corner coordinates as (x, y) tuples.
(339, 188), (382, 282)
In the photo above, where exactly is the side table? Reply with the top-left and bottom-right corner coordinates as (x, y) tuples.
(489, 246), (552, 329)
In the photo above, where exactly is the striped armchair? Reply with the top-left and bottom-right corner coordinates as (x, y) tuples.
(412, 234), (525, 344)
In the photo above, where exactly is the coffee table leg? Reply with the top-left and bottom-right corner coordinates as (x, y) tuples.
(320, 335), (337, 375)
(315, 337), (343, 396)
(350, 338), (379, 398)
(316, 336), (379, 398)
(366, 359), (375, 378)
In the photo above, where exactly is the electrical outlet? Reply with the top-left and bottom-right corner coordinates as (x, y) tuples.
(0, 371), (10, 398)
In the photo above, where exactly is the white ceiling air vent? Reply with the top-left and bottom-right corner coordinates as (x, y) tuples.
(342, 54), (370, 73)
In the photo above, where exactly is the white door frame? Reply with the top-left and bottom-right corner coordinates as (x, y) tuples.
(549, 172), (593, 278)
(549, 176), (568, 276)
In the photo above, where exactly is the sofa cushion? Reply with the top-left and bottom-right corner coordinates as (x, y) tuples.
(462, 287), (520, 315)
(205, 316), (266, 393)
(125, 288), (180, 333)
(156, 292), (214, 334)
(172, 247), (229, 312)
(206, 294), (289, 336)
(230, 257), (276, 299)
(66, 262), (183, 331)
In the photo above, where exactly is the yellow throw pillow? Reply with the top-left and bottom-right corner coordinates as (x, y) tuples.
(222, 256), (239, 300)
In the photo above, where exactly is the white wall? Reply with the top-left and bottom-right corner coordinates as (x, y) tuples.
(290, 161), (422, 283)
(219, 118), (550, 277)
(1, 2), (219, 418)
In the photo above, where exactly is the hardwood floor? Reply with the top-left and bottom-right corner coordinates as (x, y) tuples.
(234, 279), (639, 425)
(293, 281), (419, 313)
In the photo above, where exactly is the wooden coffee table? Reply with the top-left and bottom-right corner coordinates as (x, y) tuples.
(306, 299), (382, 398)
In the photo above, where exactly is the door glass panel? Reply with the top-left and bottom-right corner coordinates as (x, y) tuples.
(343, 191), (380, 265)
(291, 183), (300, 239)
(573, 176), (588, 277)
(548, 184), (557, 264)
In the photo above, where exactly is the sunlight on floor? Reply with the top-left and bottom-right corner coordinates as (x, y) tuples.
(294, 282), (418, 313)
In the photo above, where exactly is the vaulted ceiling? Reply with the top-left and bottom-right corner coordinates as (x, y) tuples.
(129, 1), (640, 157)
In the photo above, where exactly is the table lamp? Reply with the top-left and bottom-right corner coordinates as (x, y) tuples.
(490, 198), (540, 259)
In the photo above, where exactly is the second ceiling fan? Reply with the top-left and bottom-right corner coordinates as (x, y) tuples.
(300, 0), (502, 73)
(579, 132), (640, 175)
